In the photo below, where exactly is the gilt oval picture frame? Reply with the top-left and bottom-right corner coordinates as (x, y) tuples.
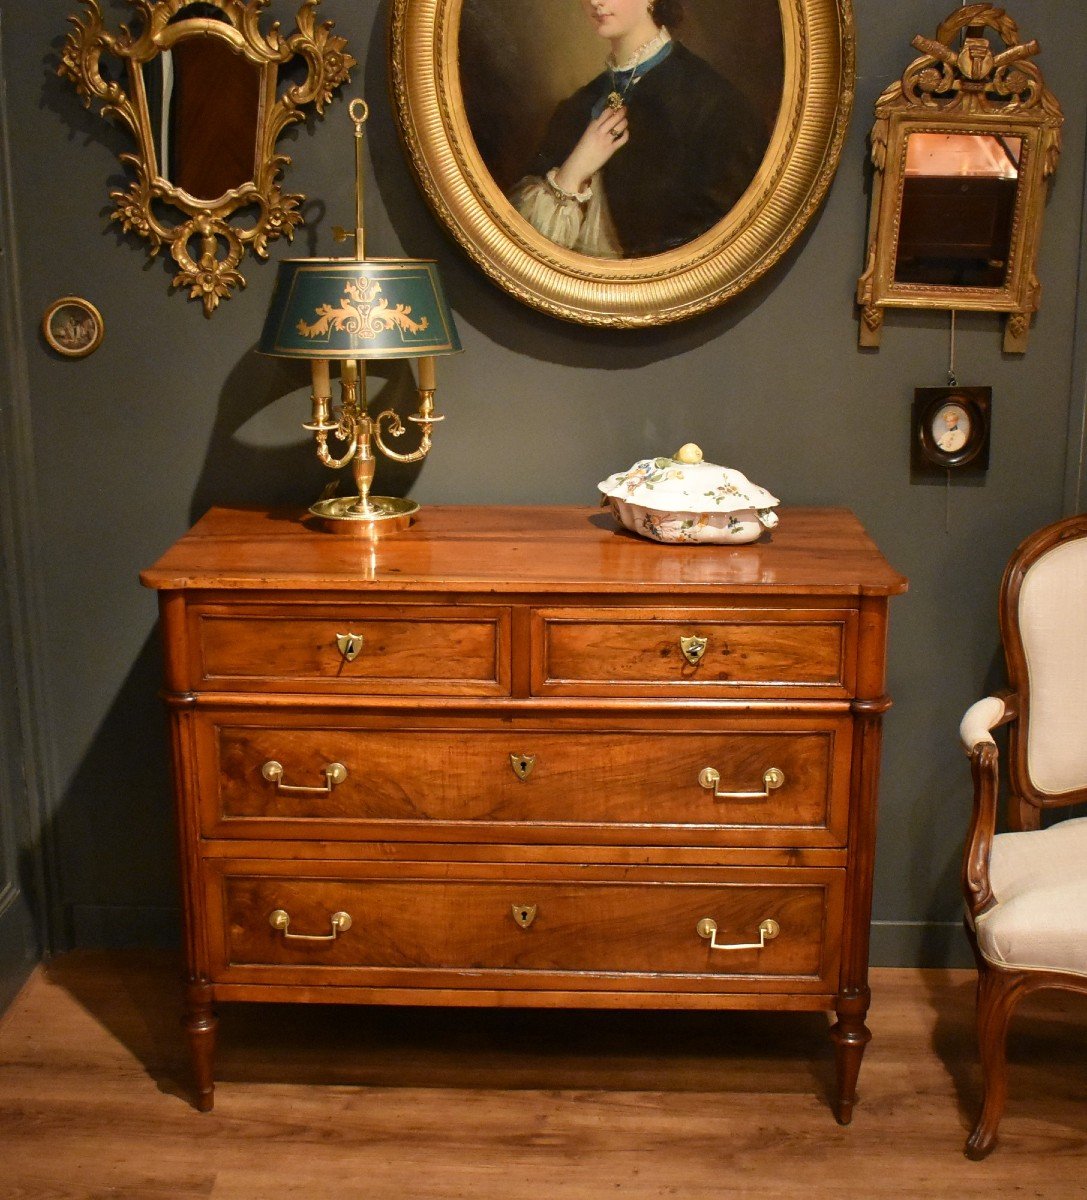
(390, 0), (854, 326)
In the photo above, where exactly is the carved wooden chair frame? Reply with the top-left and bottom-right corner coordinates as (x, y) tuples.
(960, 514), (1087, 1157)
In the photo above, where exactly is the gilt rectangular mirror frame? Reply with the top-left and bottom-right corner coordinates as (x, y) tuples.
(856, 5), (1063, 354)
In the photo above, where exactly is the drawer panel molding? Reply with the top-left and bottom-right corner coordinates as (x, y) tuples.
(189, 603), (511, 696)
(532, 607), (858, 698)
(210, 862), (844, 994)
(197, 713), (854, 847)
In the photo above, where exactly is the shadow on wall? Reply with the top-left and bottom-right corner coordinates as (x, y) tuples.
(189, 347), (431, 523)
(22, 633), (181, 950)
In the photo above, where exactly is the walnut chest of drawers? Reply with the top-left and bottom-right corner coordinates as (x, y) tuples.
(141, 505), (906, 1117)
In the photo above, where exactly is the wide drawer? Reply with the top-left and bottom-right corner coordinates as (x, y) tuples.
(206, 860), (843, 994)
(187, 603), (511, 696)
(195, 711), (853, 847)
(532, 607), (857, 698)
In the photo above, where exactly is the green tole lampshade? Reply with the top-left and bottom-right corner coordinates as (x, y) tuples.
(258, 258), (461, 360)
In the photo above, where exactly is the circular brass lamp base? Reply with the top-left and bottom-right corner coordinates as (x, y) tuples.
(309, 494), (418, 535)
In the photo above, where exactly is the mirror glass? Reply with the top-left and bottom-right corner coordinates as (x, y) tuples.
(143, 37), (262, 202)
(894, 132), (1021, 289)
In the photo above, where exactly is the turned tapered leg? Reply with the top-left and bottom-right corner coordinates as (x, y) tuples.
(966, 966), (1021, 1159)
(830, 1008), (871, 1125)
(183, 980), (218, 1112)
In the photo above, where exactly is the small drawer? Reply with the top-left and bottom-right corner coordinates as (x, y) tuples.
(195, 711), (853, 848)
(188, 603), (510, 696)
(207, 860), (843, 994)
(532, 607), (857, 698)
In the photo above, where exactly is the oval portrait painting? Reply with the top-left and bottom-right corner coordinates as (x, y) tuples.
(391, 0), (854, 325)
(460, 0), (784, 262)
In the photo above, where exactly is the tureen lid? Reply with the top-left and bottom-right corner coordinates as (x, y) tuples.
(597, 444), (779, 514)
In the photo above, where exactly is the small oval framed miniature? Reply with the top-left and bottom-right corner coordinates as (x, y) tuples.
(41, 296), (105, 358)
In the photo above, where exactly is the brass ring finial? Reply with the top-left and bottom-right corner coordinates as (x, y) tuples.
(349, 98), (370, 131)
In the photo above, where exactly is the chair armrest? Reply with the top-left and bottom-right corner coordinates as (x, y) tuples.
(960, 692), (1018, 920)
(959, 693), (1017, 752)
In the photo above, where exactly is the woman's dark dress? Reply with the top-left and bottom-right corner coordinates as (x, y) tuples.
(527, 43), (768, 258)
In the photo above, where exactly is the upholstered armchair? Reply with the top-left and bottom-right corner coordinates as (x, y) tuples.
(959, 514), (1087, 1159)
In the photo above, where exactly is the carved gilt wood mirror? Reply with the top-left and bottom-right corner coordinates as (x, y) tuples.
(59, 0), (354, 315)
(856, 5), (1062, 353)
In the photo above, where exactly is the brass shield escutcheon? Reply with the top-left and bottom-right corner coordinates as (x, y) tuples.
(680, 634), (708, 666)
(510, 753), (536, 781)
(336, 633), (363, 662)
(511, 904), (537, 929)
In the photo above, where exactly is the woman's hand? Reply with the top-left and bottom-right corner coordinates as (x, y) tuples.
(552, 106), (629, 195)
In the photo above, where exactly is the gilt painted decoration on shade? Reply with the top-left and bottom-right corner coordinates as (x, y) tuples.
(391, 0), (855, 326)
(57, 0), (354, 315)
(256, 98), (461, 532)
(258, 260), (461, 359)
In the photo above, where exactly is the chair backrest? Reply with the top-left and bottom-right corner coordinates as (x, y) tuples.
(1000, 514), (1087, 824)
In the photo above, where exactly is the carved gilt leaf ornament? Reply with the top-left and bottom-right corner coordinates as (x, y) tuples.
(58, 0), (355, 316)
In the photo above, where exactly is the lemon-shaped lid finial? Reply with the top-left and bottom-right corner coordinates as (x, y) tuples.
(674, 443), (703, 465)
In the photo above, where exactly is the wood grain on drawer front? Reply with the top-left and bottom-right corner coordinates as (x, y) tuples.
(196, 712), (852, 847)
(207, 860), (843, 994)
(189, 604), (510, 695)
(532, 607), (857, 698)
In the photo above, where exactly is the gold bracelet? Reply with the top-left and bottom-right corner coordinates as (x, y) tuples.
(545, 168), (592, 205)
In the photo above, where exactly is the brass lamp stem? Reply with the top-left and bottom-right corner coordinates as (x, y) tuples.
(349, 98), (368, 258)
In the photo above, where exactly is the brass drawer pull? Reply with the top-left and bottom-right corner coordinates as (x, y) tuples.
(269, 908), (352, 941)
(679, 634), (708, 666)
(697, 917), (780, 951)
(261, 760), (347, 795)
(698, 766), (784, 800)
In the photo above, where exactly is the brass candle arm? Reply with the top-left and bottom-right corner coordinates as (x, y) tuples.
(373, 389), (445, 464)
(302, 357), (443, 516)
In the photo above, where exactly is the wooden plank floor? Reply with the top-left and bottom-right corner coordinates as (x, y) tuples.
(0, 953), (1084, 1198)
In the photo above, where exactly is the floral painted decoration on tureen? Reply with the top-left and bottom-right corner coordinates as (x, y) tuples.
(598, 444), (779, 544)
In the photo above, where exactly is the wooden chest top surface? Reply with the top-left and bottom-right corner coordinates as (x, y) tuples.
(141, 506), (907, 598)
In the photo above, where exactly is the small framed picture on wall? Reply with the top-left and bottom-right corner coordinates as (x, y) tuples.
(41, 296), (104, 359)
(912, 386), (991, 476)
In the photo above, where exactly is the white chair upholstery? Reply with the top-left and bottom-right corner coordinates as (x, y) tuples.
(1019, 536), (1087, 793)
(974, 816), (1087, 977)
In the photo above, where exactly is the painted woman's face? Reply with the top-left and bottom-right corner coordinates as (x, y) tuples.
(579, 0), (657, 43)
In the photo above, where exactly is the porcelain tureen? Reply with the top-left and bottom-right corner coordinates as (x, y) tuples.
(598, 444), (779, 545)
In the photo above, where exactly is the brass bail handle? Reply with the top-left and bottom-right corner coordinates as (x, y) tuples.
(697, 917), (780, 952)
(269, 908), (353, 942)
(262, 760), (348, 795)
(698, 766), (785, 801)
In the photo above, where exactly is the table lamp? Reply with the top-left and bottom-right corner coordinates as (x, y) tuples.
(258, 99), (461, 531)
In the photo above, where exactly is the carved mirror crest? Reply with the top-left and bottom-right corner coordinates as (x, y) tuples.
(59, 0), (354, 315)
(856, 5), (1062, 352)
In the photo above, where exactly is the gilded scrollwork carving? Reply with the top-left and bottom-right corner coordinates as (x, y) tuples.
(58, 0), (354, 315)
(858, 5), (1063, 352)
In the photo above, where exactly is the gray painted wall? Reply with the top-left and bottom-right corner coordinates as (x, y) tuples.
(2, 0), (1084, 965)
